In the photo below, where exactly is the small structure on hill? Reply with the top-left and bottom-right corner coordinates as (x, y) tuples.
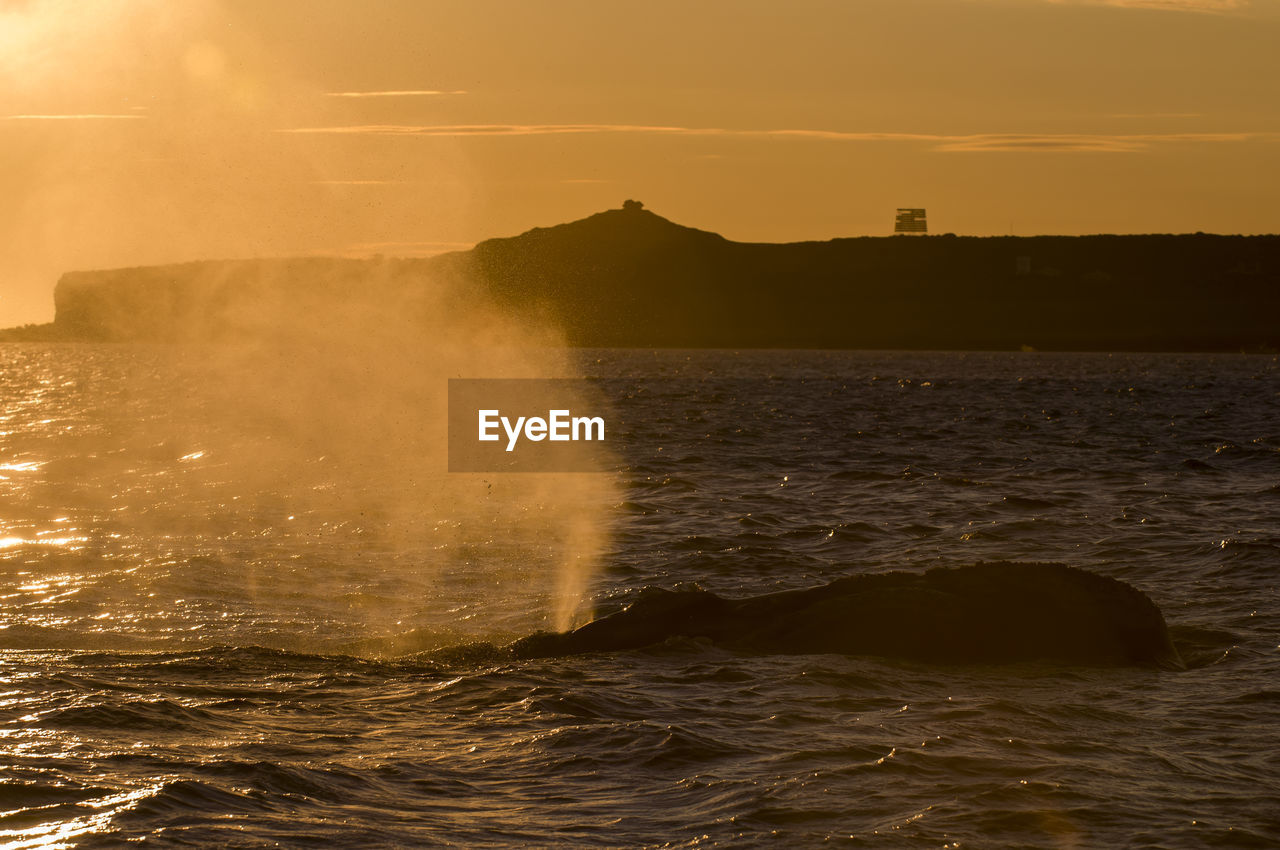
(894, 208), (928, 234)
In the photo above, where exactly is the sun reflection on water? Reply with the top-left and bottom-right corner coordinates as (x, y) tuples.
(0, 783), (164, 850)
(0, 461), (45, 472)
(0, 537), (88, 550)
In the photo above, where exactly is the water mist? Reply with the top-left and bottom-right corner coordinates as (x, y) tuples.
(17, 258), (618, 653)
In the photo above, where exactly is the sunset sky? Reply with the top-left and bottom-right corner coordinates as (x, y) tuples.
(2, 0), (1278, 325)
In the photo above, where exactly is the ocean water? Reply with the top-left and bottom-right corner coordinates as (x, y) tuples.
(1, 344), (1278, 848)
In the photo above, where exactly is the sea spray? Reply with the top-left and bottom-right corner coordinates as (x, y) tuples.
(28, 258), (617, 649)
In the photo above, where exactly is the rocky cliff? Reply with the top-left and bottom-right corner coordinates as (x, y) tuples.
(7, 204), (1278, 351)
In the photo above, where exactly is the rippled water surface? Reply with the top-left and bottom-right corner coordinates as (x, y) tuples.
(1, 344), (1278, 847)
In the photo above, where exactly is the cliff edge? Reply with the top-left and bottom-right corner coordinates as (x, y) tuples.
(4, 202), (1278, 351)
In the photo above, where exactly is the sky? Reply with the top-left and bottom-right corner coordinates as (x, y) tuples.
(1, 0), (1278, 325)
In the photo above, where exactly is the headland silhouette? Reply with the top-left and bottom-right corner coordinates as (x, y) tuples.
(3, 202), (1277, 351)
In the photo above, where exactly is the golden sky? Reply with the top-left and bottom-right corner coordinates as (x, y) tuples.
(2, 0), (1278, 325)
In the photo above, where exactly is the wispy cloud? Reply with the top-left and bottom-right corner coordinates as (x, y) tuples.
(323, 90), (467, 98)
(1108, 112), (1204, 119)
(1044, 0), (1248, 12)
(2, 113), (145, 120)
(349, 240), (474, 249)
(336, 240), (475, 258)
(284, 123), (699, 137)
(280, 123), (946, 141)
(280, 123), (1267, 153)
(934, 132), (1254, 152)
(310, 179), (410, 185)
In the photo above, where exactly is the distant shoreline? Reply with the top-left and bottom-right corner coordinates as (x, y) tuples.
(2, 333), (1275, 355)
(4, 204), (1278, 352)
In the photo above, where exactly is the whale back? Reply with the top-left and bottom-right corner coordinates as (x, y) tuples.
(511, 562), (1183, 668)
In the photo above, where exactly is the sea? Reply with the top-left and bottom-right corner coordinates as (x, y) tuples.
(1, 344), (1277, 848)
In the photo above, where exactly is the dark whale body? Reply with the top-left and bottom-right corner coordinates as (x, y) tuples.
(512, 562), (1183, 668)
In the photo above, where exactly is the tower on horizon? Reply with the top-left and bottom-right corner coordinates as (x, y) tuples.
(894, 208), (928, 235)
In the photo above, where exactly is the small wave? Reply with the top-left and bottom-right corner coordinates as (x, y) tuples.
(1168, 625), (1242, 669)
(0, 780), (107, 811)
(191, 760), (372, 802)
(998, 495), (1061, 510)
(1228, 689), (1280, 705)
(0, 625), (155, 652)
(539, 719), (741, 771)
(1213, 537), (1280, 566)
(630, 476), (698, 493)
(37, 698), (229, 732)
(417, 641), (512, 668)
(735, 512), (788, 528)
(826, 468), (897, 482)
(117, 778), (274, 820)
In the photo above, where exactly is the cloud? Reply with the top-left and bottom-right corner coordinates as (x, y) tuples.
(335, 239), (475, 258)
(1108, 112), (1204, 119)
(279, 123), (941, 141)
(347, 240), (474, 249)
(310, 179), (409, 185)
(279, 123), (1267, 153)
(323, 90), (467, 98)
(284, 123), (688, 137)
(1, 113), (145, 120)
(1043, 0), (1249, 12)
(933, 135), (1145, 153)
(933, 132), (1254, 152)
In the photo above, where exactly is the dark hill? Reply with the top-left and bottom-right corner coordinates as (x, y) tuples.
(465, 203), (1280, 350)
(4, 202), (1279, 350)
